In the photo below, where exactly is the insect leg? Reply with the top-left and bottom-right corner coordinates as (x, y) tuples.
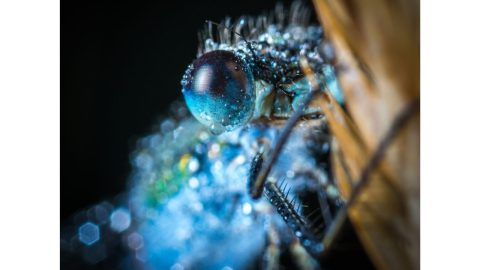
(316, 185), (333, 228)
(316, 97), (421, 254)
(289, 240), (320, 270)
(263, 223), (281, 270)
(264, 180), (325, 258)
(248, 150), (264, 197)
(249, 59), (325, 200)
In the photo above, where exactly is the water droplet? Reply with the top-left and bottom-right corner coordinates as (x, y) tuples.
(209, 123), (224, 135)
(242, 203), (253, 215)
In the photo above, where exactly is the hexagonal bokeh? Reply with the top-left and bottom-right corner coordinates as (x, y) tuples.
(78, 222), (100, 246)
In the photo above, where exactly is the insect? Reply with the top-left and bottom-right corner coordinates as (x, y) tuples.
(60, 1), (401, 269)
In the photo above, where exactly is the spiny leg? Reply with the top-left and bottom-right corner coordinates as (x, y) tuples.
(264, 180), (325, 258)
(253, 56), (420, 260)
(248, 150), (264, 197)
(247, 58), (330, 260)
(249, 58), (326, 200)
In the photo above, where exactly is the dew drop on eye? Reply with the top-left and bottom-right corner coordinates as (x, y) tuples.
(181, 50), (255, 134)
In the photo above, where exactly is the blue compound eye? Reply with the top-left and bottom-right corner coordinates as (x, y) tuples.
(181, 50), (255, 134)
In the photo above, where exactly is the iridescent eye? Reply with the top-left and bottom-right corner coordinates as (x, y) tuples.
(181, 50), (255, 134)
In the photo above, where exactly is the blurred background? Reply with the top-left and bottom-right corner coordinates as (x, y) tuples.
(61, 0), (296, 222)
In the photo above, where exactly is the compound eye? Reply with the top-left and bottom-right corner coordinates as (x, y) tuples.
(181, 50), (255, 134)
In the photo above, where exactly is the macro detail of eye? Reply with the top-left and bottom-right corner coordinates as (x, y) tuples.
(181, 50), (255, 134)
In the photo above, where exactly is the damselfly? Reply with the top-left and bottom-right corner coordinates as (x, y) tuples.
(61, 1), (389, 269)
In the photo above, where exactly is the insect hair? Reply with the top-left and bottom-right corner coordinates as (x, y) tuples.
(197, 1), (312, 56)
(204, 20), (261, 65)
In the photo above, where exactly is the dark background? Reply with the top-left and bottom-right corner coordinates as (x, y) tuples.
(61, 0), (296, 221)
